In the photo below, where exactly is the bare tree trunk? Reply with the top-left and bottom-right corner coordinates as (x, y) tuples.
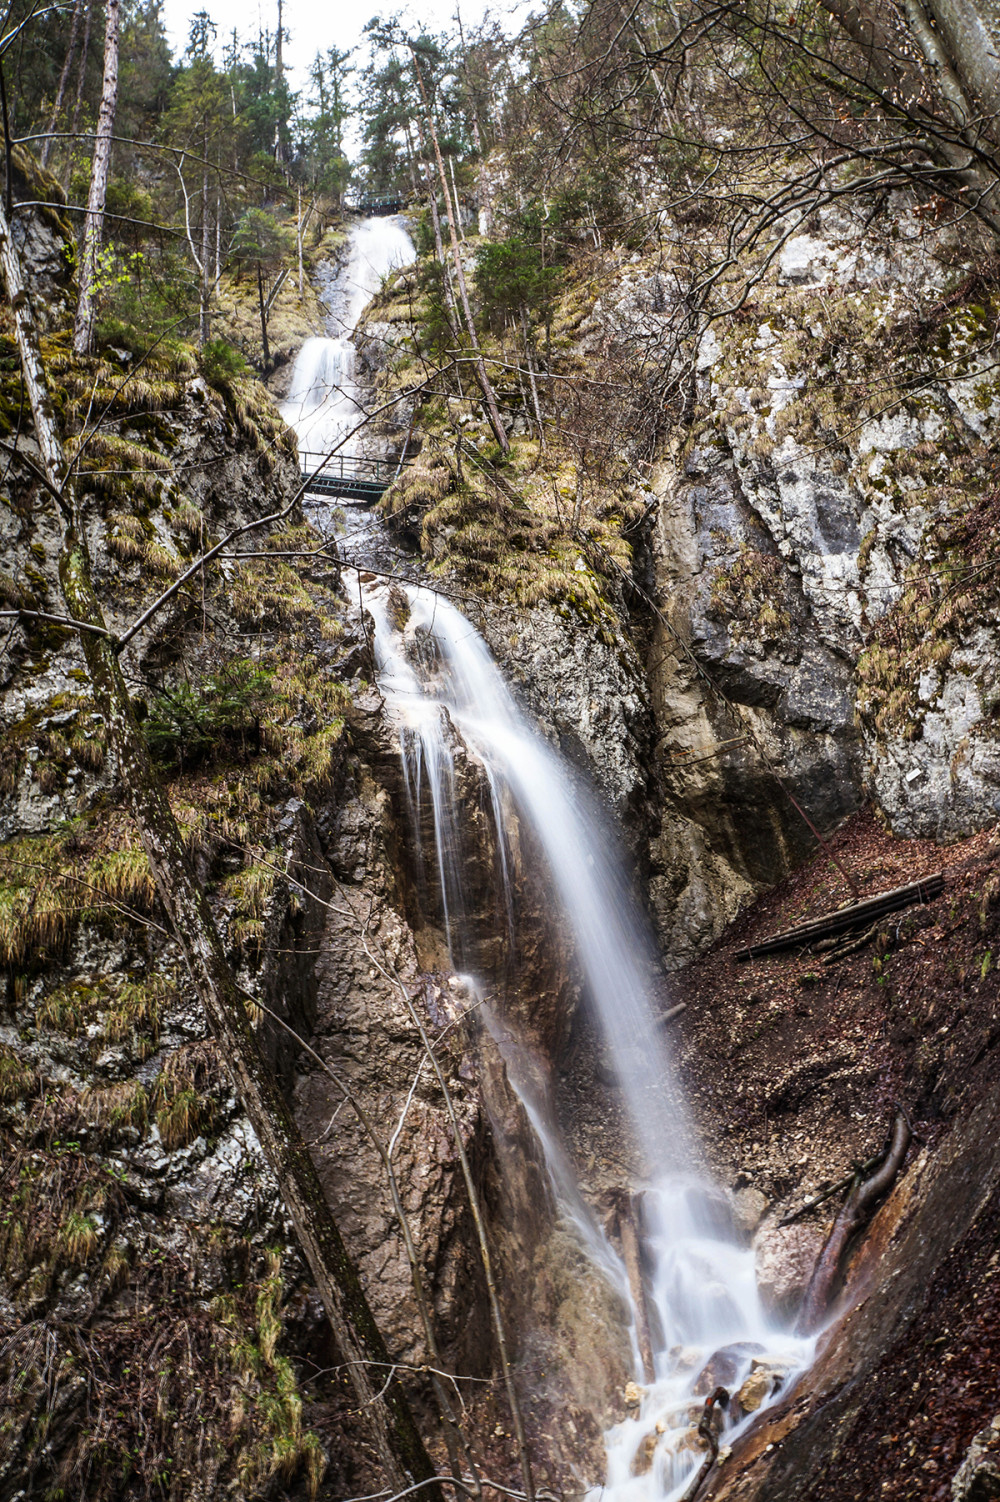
(73, 0), (120, 355)
(925, 0), (1000, 112)
(821, 0), (1000, 228)
(902, 0), (974, 127)
(66, 0), (94, 191)
(0, 191), (442, 1502)
(257, 261), (271, 367)
(274, 0), (286, 164)
(297, 186), (304, 298)
(820, 0), (933, 101)
(200, 158), (212, 345)
(448, 155), (466, 242)
(41, 0), (85, 167)
(409, 46), (509, 453)
(407, 120), (457, 321)
(455, 5), (493, 233)
(520, 308), (546, 452)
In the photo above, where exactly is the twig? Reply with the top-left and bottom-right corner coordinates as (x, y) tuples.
(0, 607), (115, 639)
(777, 1150), (884, 1226)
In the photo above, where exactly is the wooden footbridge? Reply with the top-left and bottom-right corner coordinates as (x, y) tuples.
(347, 192), (408, 217)
(299, 453), (405, 504)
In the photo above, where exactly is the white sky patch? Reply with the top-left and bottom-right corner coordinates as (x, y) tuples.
(158, 0), (532, 158)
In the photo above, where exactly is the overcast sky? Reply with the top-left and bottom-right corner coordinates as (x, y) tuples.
(158, 0), (523, 108)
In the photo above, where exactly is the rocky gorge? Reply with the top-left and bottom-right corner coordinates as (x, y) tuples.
(3, 118), (1000, 1502)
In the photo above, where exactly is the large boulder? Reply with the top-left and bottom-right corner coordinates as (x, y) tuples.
(753, 1220), (825, 1320)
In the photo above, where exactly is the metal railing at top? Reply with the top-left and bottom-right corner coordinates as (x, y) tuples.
(299, 453), (402, 486)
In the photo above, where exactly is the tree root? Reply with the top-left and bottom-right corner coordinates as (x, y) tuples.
(797, 1109), (911, 1334)
(683, 1387), (730, 1502)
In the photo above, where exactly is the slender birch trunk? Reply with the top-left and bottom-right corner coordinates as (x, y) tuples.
(41, 0), (85, 168)
(0, 192), (441, 1502)
(409, 46), (509, 453)
(73, 0), (120, 355)
(199, 152), (211, 346)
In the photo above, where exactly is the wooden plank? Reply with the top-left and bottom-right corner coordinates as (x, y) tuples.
(735, 873), (945, 960)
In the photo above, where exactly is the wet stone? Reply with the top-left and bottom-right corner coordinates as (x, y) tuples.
(693, 1341), (766, 1395)
(735, 1360), (790, 1417)
(630, 1432), (659, 1476)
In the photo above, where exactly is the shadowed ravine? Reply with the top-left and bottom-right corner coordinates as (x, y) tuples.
(282, 217), (816, 1500)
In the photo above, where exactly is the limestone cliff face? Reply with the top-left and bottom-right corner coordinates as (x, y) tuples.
(576, 196), (1000, 958)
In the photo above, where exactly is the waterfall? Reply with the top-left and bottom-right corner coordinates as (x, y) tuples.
(283, 221), (813, 1500)
(363, 581), (815, 1501)
(281, 216), (415, 462)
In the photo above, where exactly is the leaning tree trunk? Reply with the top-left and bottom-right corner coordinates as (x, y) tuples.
(40, 0), (85, 168)
(73, 0), (120, 355)
(924, 0), (1000, 116)
(256, 262), (271, 368)
(0, 189), (442, 1502)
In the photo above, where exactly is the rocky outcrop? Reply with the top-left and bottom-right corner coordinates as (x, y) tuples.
(486, 597), (650, 822)
(586, 195), (1000, 960)
(952, 1417), (1000, 1502)
(647, 450), (861, 961)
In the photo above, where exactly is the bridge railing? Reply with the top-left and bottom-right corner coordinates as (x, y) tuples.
(343, 193), (410, 217)
(299, 453), (399, 486)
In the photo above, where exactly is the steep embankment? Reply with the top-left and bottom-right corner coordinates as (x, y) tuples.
(354, 189), (1000, 1497)
(1, 164), (373, 1499)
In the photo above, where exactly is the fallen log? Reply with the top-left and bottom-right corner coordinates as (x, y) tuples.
(609, 1190), (656, 1382)
(736, 874), (944, 961)
(796, 1109), (912, 1334)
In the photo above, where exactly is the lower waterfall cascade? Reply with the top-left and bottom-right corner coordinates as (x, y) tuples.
(362, 582), (816, 1501)
(279, 218), (817, 1502)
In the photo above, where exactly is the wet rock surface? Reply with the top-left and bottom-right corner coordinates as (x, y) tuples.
(752, 1221), (825, 1321)
(952, 1418), (1000, 1502)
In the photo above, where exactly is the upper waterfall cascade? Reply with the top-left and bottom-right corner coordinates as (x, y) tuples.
(280, 216), (415, 462)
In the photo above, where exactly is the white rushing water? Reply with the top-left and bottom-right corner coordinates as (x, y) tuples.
(362, 582), (815, 1501)
(284, 221), (813, 1498)
(280, 216), (414, 463)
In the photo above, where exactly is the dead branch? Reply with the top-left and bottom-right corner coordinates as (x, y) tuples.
(777, 1148), (886, 1226)
(608, 1190), (655, 1381)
